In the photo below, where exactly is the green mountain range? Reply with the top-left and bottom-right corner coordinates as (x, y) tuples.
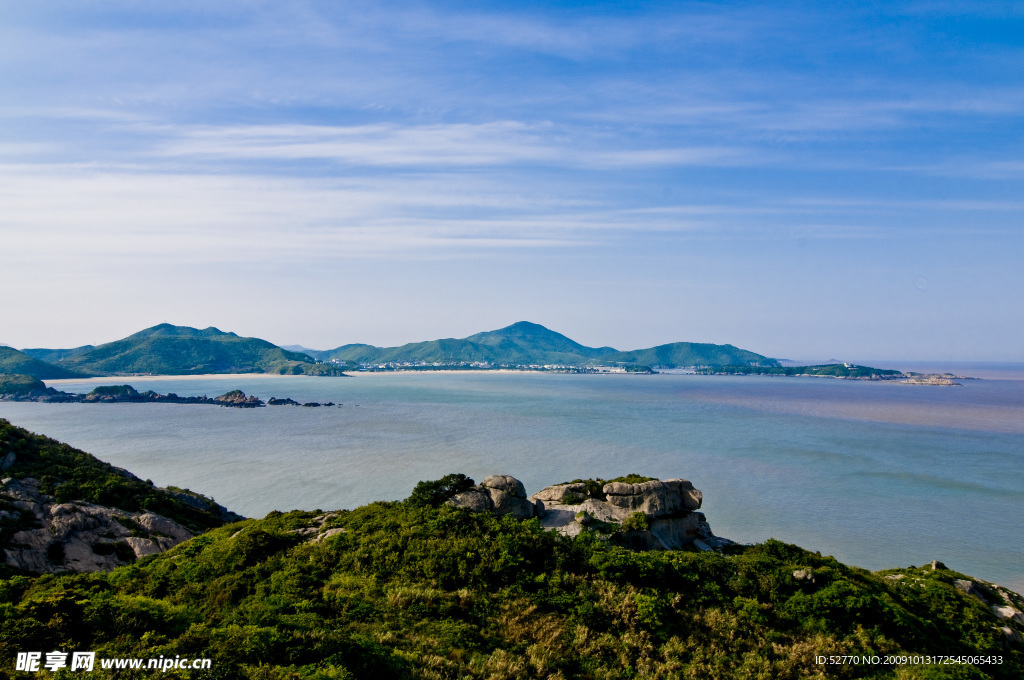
(18, 344), (95, 364)
(15, 321), (778, 379)
(20, 324), (345, 377)
(312, 321), (777, 368)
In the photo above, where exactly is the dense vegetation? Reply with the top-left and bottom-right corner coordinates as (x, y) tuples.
(315, 322), (616, 366)
(313, 321), (775, 369)
(1, 496), (1020, 679)
(25, 324), (346, 377)
(595, 343), (780, 369)
(0, 423), (1021, 678)
(0, 346), (82, 380)
(14, 322), (780, 376)
(0, 374), (53, 398)
(0, 419), (232, 539)
(702, 364), (904, 379)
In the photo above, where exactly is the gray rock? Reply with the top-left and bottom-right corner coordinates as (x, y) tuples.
(996, 626), (1023, 646)
(482, 475), (527, 499)
(663, 478), (695, 491)
(448, 488), (494, 513)
(602, 482), (634, 496)
(0, 452), (15, 472)
(954, 579), (989, 604)
(531, 483), (587, 503)
(2, 479), (196, 574)
(316, 527), (346, 542)
(487, 488), (534, 520)
(931, 560), (946, 571)
(464, 474), (723, 551)
(124, 536), (177, 557)
(136, 513), (193, 542)
(604, 481), (684, 516)
(649, 513), (707, 549)
(577, 498), (622, 523)
(992, 605), (1024, 625)
(793, 568), (816, 584)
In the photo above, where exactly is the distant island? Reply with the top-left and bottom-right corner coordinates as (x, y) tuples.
(2, 322), (968, 385)
(700, 363), (965, 384)
(13, 324), (347, 378)
(4, 321), (780, 380)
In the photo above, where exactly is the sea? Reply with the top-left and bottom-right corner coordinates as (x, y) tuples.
(2, 365), (1022, 593)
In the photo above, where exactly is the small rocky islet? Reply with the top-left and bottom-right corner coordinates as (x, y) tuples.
(0, 374), (337, 408)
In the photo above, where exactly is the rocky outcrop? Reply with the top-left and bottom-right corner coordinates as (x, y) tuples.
(955, 579), (990, 604)
(1, 477), (202, 573)
(449, 474), (726, 551)
(213, 390), (265, 407)
(0, 379), (268, 408)
(449, 475), (535, 520)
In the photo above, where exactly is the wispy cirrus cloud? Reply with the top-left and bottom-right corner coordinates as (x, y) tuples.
(152, 122), (757, 170)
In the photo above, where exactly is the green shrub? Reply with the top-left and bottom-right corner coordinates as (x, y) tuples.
(406, 474), (475, 508)
(620, 511), (650, 532)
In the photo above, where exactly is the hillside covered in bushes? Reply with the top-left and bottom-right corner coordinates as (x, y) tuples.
(0, 422), (1021, 679)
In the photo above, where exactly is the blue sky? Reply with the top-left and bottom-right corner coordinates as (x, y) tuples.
(1, 1), (1022, 360)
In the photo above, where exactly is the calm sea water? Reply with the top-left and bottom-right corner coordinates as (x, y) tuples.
(2, 367), (1022, 592)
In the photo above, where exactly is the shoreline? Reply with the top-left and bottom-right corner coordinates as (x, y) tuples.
(41, 367), (992, 386)
(44, 373), (319, 386)
(44, 369), (620, 385)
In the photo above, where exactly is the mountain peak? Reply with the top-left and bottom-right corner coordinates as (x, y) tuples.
(494, 321), (557, 336)
(128, 324), (238, 340)
(465, 322), (616, 359)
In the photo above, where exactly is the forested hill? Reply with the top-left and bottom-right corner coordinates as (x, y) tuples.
(20, 324), (344, 377)
(595, 342), (780, 369)
(0, 346), (83, 379)
(313, 321), (614, 366)
(312, 321), (778, 368)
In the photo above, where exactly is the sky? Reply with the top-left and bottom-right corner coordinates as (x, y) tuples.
(1, 1), (1022, 361)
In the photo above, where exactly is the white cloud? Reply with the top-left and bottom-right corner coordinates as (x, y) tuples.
(0, 164), (647, 265)
(151, 121), (757, 170)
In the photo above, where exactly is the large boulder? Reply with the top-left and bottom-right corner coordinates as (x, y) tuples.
(448, 475), (535, 519)
(483, 475), (527, 499)
(602, 478), (702, 515)
(487, 488), (535, 520)
(531, 482), (587, 504)
(448, 488), (494, 513)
